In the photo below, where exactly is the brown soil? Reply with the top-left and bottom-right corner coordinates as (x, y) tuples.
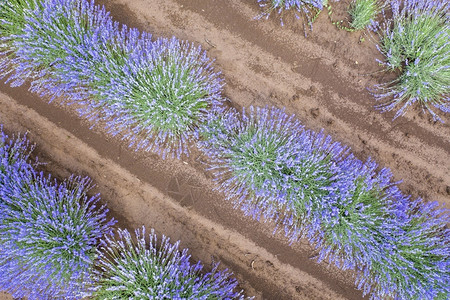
(0, 0), (448, 299)
(0, 292), (13, 300)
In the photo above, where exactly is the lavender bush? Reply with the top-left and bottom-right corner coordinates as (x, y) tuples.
(373, 0), (449, 121)
(257, 0), (327, 26)
(313, 157), (441, 298)
(348, 0), (380, 31)
(369, 198), (450, 299)
(0, 129), (115, 299)
(198, 107), (348, 240)
(93, 227), (244, 299)
(199, 106), (450, 299)
(0, 0), (42, 84)
(8, 0), (115, 98)
(94, 36), (223, 158)
(0, 0), (223, 158)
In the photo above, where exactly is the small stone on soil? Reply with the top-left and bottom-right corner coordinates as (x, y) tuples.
(310, 108), (320, 118)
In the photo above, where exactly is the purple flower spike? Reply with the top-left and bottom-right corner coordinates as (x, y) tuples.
(256, 0), (326, 29)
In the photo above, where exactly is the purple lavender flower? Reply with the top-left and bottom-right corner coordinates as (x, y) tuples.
(93, 227), (244, 299)
(0, 127), (34, 171)
(0, 129), (115, 299)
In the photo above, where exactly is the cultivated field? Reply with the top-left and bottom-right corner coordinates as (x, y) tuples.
(0, 0), (448, 299)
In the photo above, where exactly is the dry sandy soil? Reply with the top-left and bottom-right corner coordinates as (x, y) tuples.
(0, 292), (13, 300)
(0, 0), (448, 299)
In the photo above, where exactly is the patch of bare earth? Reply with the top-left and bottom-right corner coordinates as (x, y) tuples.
(0, 292), (13, 300)
(0, 0), (448, 299)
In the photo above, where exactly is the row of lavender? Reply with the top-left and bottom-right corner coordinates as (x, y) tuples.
(0, 0), (448, 299)
(258, 0), (449, 122)
(199, 106), (449, 299)
(0, 0), (222, 159)
(0, 129), (243, 299)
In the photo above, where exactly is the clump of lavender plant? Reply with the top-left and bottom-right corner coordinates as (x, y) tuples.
(373, 0), (449, 121)
(93, 227), (244, 299)
(0, 0), (37, 42)
(348, 0), (379, 30)
(257, 0), (327, 26)
(310, 156), (418, 297)
(0, 0), (134, 106)
(0, 0), (43, 85)
(0, 129), (115, 299)
(369, 198), (450, 299)
(97, 37), (223, 158)
(198, 106), (349, 241)
(9, 0), (117, 99)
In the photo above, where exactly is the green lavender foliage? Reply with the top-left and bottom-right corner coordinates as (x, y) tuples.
(374, 0), (449, 121)
(348, 0), (379, 30)
(93, 227), (244, 299)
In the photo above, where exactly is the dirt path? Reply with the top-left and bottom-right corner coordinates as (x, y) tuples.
(96, 0), (449, 207)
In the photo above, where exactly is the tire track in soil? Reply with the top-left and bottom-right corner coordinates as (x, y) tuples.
(97, 0), (449, 207)
(0, 86), (364, 299)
